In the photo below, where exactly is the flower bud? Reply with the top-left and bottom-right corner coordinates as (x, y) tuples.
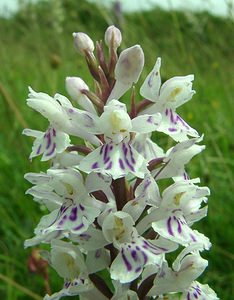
(73, 32), (94, 55)
(65, 77), (97, 114)
(115, 45), (144, 84)
(104, 25), (122, 49)
(65, 76), (89, 100)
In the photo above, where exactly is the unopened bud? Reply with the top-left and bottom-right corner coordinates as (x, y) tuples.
(115, 45), (144, 84)
(65, 76), (89, 100)
(104, 25), (122, 49)
(65, 77), (97, 114)
(73, 32), (94, 55)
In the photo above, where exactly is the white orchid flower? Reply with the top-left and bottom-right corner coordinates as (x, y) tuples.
(140, 57), (199, 141)
(102, 211), (177, 283)
(24, 168), (107, 247)
(23, 126), (70, 161)
(78, 99), (161, 179)
(182, 281), (219, 300)
(148, 245), (208, 296)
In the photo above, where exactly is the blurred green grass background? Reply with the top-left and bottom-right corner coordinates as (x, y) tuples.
(0, 0), (233, 299)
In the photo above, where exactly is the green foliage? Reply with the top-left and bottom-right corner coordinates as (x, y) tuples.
(0, 0), (233, 299)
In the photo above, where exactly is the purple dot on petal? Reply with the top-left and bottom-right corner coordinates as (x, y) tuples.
(135, 266), (142, 273)
(168, 128), (177, 132)
(79, 204), (85, 211)
(147, 116), (153, 123)
(95, 249), (101, 258)
(91, 162), (99, 169)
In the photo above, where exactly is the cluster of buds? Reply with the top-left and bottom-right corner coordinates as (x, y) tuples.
(23, 25), (218, 299)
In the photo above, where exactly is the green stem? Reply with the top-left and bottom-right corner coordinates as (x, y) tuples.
(0, 273), (42, 300)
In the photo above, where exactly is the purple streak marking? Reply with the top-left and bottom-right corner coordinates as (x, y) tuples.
(143, 179), (151, 192)
(105, 161), (112, 170)
(52, 128), (56, 136)
(167, 216), (174, 236)
(121, 250), (132, 271)
(119, 158), (125, 170)
(190, 233), (197, 242)
(122, 143), (128, 156)
(36, 144), (42, 155)
(45, 131), (51, 149)
(129, 146), (136, 164)
(104, 156), (111, 164)
(141, 250), (148, 264)
(100, 145), (104, 155)
(46, 143), (56, 156)
(135, 266), (142, 273)
(73, 223), (84, 231)
(79, 204), (85, 211)
(131, 250), (139, 262)
(103, 144), (109, 161)
(170, 109), (174, 123)
(143, 240), (167, 252)
(69, 207), (77, 221)
(175, 217), (182, 234)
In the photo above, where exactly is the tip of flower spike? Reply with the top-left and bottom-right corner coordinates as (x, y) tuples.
(104, 25), (122, 49)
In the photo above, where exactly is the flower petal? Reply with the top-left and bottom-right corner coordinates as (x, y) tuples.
(153, 137), (205, 179)
(182, 281), (219, 300)
(132, 133), (164, 162)
(159, 75), (195, 109)
(148, 253), (208, 296)
(23, 127), (70, 161)
(157, 108), (199, 141)
(110, 236), (164, 283)
(44, 278), (93, 300)
(131, 113), (162, 133)
(140, 57), (161, 101)
(79, 142), (148, 179)
(152, 210), (210, 247)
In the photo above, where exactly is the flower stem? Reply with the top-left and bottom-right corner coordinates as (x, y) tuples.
(112, 177), (127, 210)
(137, 273), (156, 299)
(89, 273), (113, 298)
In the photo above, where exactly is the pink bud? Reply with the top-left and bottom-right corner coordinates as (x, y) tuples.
(73, 32), (94, 55)
(115, 45), (144, 84)
(104, 25), (122, 49)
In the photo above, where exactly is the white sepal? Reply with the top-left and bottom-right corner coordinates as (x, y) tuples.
(140, 57), (161, 101)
